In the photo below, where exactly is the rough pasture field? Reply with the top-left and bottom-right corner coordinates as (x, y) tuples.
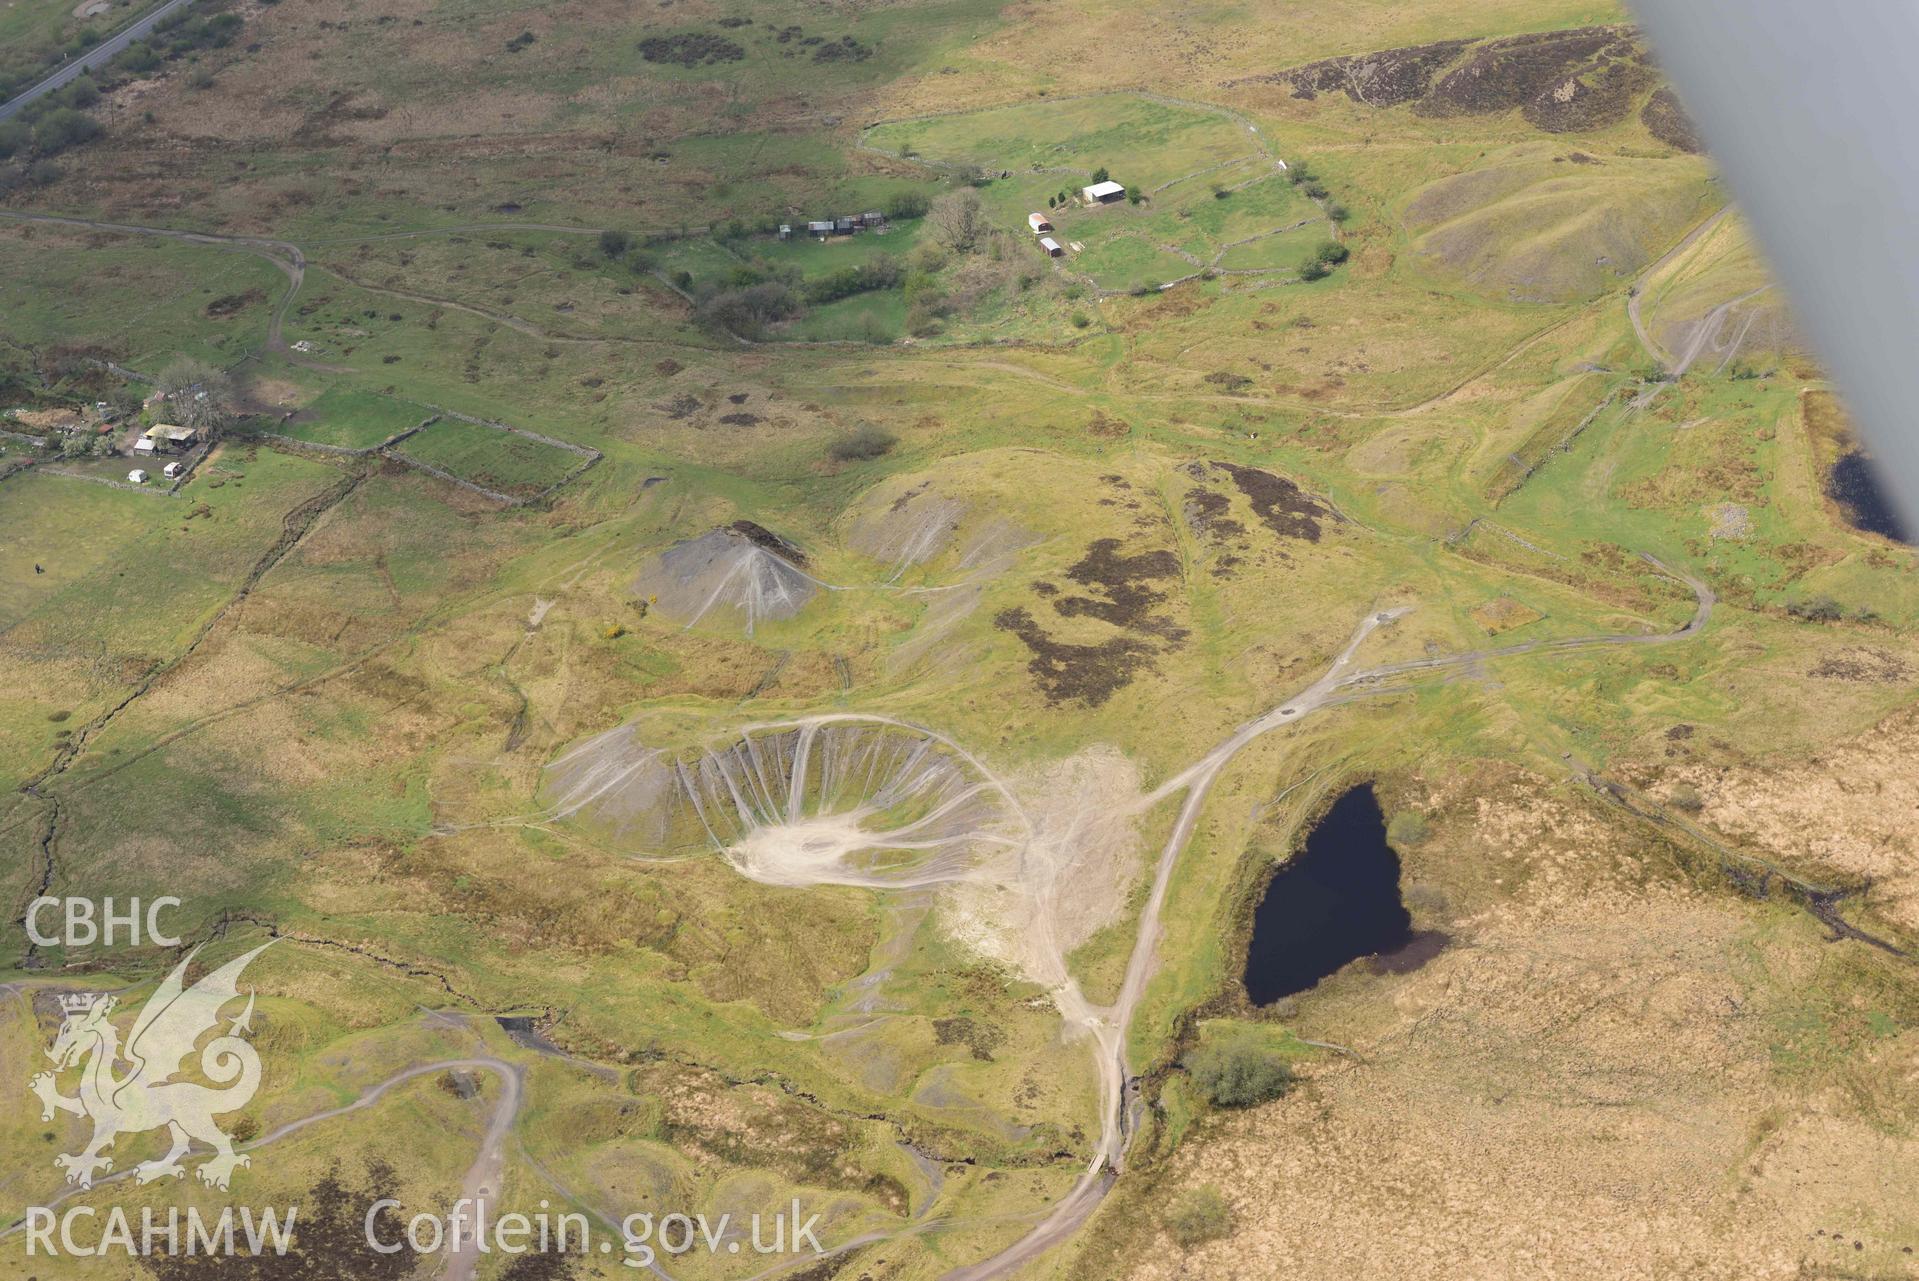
(2, 0), (1918, 1278)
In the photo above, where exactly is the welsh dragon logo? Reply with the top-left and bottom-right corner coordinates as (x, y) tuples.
(29, 941), (273, 1191)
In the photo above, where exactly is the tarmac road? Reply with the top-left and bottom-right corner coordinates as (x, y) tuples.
(0, 0), (199, 123)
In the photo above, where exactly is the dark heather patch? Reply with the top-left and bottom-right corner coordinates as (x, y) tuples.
(1210, 461), (1330, 542)
(1521, 57), (1652, 133)
(145, 1163), (422, 1280)
(1267, 26), (1668, 137)
(812, 35), (872, 63)
(718, 412), (762, 426)
(995, 606), (1157, 708)
(638, 32), (746, 67)
(1809, 647), (1912, 683)
(1419, 28), (1624, 115)
(1641, 86), (1704, 152)
(206, 287), (268, 317)
(662, 393), (701, 419)
(1184, 487), (1245, 541)
(501, 1249), (584, 1280)
(728, 392), (750, 403)
(728, 519), (807, 565)
(1273, 38), (1473, 104)
(934, 1015), (1006, 1061)
(1055, 538), (1186, 637)
(998, 533), (1190, 704)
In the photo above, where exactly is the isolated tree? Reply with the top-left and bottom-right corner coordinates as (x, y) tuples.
(1090, 165), (1110, 184)
(926, 189), (984, 254)
(155, 356), (236, 432)
(598, 228), (631, 259)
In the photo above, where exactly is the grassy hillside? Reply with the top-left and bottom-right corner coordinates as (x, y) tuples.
(2, 2), (1916, 1279)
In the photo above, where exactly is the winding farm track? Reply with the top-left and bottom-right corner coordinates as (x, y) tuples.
(0, 975), (522, 1260)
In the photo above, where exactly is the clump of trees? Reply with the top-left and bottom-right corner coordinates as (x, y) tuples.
(1184, 1030), (1296, 1108)
(155, 356), (237, 432)
(1299, 240), (1349, 282)
(30, 107), (101, 155)
(884, 191), (929, 220)
(1786, 595), (1844, 622)
(695, 281), (799, 341)
(804, 254), (902, 306)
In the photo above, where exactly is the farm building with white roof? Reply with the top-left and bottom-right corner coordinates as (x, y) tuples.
(1081, 180), (1125, 204)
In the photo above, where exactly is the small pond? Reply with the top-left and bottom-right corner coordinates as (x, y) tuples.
(1829, 451), (1911, 544)
(1243, 783), (1417, 1006)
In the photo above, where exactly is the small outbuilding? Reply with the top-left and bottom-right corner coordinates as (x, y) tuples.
(860, 210), (885, 228)
(1081, 180), (1125, 204)
(807, 220), (834, 236)
(1028, 212), (1053, 233)
(1039, 236), (1063, 257)
(127, 469), (148, 484)
(778, 224), (792, 240)
(163, 461), (183, 478)
(139, 423), (198, 455)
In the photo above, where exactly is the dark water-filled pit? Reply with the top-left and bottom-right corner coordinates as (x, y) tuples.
(1829, 452), (1912, 544)
(1244, 783), (1444, 1006)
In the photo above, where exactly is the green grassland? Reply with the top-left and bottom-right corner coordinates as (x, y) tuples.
(4, 0), (1918, 1276)
(0, 222), (287, 370)
(391, 418), (584, 498)
(274, 385), (434, 450)
(869, 96), (1258, 190)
